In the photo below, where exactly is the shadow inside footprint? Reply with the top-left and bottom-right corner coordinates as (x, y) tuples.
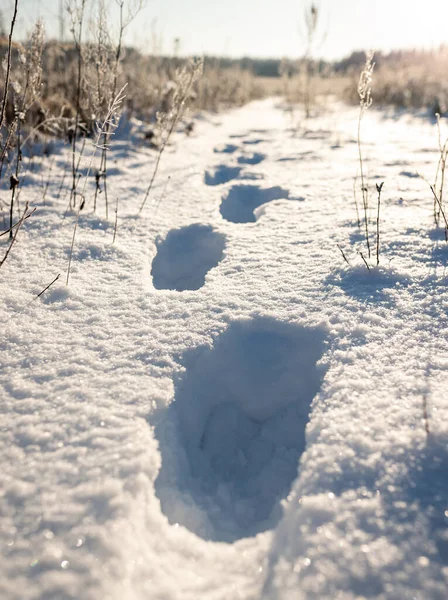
(237, 152), (265, 166)
(214, 144), (239, 154)
(151, 224), (226, 291)
(154, 318), (328, 542)
(243, 138), (265, 145)
(220, 184), (290, 223)
(204, 165), (242, 186)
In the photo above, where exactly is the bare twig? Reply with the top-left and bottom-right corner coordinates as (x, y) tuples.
(357, 50), (375, 258)
(139, 59), (203, 213)
(66, 85), (127, 284)
(375, 181), (384, 266)
(430, 185), (448, 240)
(112, 196), (118, 243)
(154, 176), (170, 216)
(41, 155), (55, 205)
(0, 202), (31, 269)
(359, 251), (371, 272)
(0, 206), (36, 237)
(36, 273), (61, 298)
(337, 243), (350, 266)
(353, 171), (361, 228)
(0, 0), (19, 137)
(68, 0), (87, 207)
(434, 114), (448, 226)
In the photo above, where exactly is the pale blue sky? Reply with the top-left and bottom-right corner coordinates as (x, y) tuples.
(3, 0), (448, 59)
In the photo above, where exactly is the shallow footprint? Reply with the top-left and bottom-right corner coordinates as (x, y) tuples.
(213, 144), (239, 154)
(154, 317), (328, 542)
(151, 224), (226, 291)
(243, 138), (265, 145)
(237, 152), (265, 166)
(220, 184), (289, 223)
(205, 165), (242, 186)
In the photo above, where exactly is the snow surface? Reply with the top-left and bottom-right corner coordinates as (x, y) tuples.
(0, 98), (447, 600)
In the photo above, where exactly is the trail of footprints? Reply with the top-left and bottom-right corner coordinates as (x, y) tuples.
(150, 131), (318, 543)
(151, 131), (294, 292)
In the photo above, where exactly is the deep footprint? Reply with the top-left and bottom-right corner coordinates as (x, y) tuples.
(220, 184), (290, 223)
(204, 165), (241, 186)
(154, 317), (328, 542)
(151, 224), (226, 291)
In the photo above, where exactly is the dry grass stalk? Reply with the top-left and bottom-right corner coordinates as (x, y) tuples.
(0, 201), (33, 268)
(0, 0), (18, 142)
(67, 0), (87, 207)
(139, 57), (203, 213)
(302, 3), (319, 119)
(66, 84), (126, 284)
(36, 273), (61, 298)
(6, 20), (45, 236)
(357, 50), (375, 258)
(375, 182), (384, 266)
(432, 114), (448, 233)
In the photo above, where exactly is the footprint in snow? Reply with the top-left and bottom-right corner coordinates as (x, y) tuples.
(213, 144), (239, 154)
(220, 184), (290, 223)
(153, 317), (328, 542)
(151, 224), (226, 291)
(237, 152), (265, 166)
(242, 138), (265, 145)
(204, 165), (242, 186)
(399, 170), (419, 178)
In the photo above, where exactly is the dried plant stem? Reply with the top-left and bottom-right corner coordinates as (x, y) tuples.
(434, 115), (448, 226)
(42, 156), (55, 205)
(357, 50), (375, 259)
(0, 202), (31, 269)
(359, 251), (371, 272)
(375, 182), (384, 266)
(0, 126), (17, 179)
(140, 61), (202, 214)
(353, 171), (361, 228)
(154, 176), (170, 216)
(337, 243), (350, 266)
(96, 0), (124, 217)
(357, 111), (370, 257)
(0, 0), (19, 138)
(9, 188), (17, 239)
(9, 120), (22, 238)
(36, 273), (61, 298)
(57, 161), (68, 200)
(66, 85), (127, 285)
(0, 207), (36, 237)
(429, 185), (448, 240)
(112, 196), (118, 243)
(69, 0), (87, 208)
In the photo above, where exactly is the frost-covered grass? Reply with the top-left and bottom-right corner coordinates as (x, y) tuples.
(0, 98), (447, 600)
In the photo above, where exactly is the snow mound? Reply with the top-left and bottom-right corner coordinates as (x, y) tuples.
(155, 318), (328, 543)
(220, 184), (290, 223)
(151, 224), (226, 291)
(328, 264), (410, 303)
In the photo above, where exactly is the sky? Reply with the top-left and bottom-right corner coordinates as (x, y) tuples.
(2, 0), (448, 60)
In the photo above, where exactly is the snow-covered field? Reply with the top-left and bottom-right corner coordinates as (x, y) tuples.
(1, 98), (447, 600)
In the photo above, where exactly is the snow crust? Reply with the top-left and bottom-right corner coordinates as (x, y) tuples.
(0, 98), (447, 599)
